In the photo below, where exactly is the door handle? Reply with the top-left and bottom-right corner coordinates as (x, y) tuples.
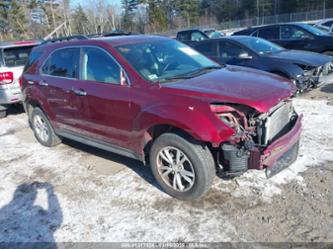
(27, 80), (35, 85)
(39, 80), (48, 86)
(72, 87), (87, 96)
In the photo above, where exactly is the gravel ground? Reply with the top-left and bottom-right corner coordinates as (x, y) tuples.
(0, 84), (332, 243)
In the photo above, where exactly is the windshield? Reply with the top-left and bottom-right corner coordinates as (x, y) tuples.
(299, 23), (330, 36)
(236, 37), (284, 54)
(116, 39), (220, 83)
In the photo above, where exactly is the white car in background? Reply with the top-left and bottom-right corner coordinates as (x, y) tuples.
(0, 41), (39, 118)
(314, 18), (333, 34)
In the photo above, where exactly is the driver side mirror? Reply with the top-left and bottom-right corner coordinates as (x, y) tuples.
(238, 52), (253, 60)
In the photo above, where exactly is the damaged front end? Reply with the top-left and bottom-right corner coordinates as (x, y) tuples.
(211, 100), (302, 178)
(303, 61), (333, 88)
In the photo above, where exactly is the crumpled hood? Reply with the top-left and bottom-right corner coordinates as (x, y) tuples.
(162, 65), (294, 113)
(268, 50), (332, 67)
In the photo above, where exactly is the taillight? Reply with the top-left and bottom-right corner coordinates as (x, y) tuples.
(0, 72), (14, 85)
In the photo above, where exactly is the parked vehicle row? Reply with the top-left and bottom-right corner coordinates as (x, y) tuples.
(19, 34), (302, 200)
(176, 24), (333, 93)
(233, 23), (333, 55)
(188, 36), (333, 92)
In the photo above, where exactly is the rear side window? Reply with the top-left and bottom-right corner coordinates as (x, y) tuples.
(82, 47), (120, 84)
(3, 46), (34, 67)
(42, 48), (80, 78)
(257, 27), (280, 40)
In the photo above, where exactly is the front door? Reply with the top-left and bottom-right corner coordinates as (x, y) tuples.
(70, 46), (133, 149)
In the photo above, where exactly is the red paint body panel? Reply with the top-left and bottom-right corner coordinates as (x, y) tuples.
(261, 114), (303, 169)
(22, 35), (302, 170)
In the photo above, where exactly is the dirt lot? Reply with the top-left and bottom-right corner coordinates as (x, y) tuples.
(0, 84), (332, 243)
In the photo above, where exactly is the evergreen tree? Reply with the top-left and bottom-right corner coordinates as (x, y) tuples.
(72, 5), (88, 34)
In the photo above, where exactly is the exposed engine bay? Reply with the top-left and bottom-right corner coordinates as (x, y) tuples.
(213, 100), (299, 176)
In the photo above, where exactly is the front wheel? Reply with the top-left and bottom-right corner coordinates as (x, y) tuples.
(149, 133), (216, 200)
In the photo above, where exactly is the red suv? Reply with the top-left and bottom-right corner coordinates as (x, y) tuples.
(21, 35), (302, 200)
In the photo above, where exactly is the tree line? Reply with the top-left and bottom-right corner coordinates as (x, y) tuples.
(0, 0), (332, 40)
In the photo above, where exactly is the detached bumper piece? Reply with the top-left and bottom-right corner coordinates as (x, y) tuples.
(265, 141), (299, 178)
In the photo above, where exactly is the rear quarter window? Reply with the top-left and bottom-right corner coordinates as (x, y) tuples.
(3, 46), (35, 67)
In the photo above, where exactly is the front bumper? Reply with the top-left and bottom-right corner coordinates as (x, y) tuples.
(260, 114), (302, 170)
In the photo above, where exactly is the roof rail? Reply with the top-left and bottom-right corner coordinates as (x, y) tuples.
(41, 35), (88, 45)
(87, 30), (133, 38)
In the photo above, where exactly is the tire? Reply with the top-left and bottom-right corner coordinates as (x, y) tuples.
(31, 107), (61, 147)
(0, 110), (6, 119)
(149, 133), (215, 201)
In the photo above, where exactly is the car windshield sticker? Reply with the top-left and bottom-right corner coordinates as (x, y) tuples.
(148, 74), (158, 80)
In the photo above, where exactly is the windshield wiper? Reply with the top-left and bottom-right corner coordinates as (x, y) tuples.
(159, 65), (223, 83)
(186, 65), (223, 77)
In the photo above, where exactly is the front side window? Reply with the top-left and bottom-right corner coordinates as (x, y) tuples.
(116, 40), (219, 83)
(42, 48), (79, 78)
(281, 25), (313, 40)
(257, 27), (279, 40)
(219, 41), (248, 59)
(82, 47), (120, 84)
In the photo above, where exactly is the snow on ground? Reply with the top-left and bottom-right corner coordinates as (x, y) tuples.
(0, 98), (332, 242)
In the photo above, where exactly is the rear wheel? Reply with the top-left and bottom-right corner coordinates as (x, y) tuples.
(31, 108), (61, 147)
(149, 133), (215, 200)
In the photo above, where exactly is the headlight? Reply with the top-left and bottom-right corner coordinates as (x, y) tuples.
(210, 104), (241, 130)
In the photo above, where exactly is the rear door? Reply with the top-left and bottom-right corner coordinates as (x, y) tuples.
(69, 46), (132, 148)
(39, 47), (81, 131)
(0, 45), (35, 102)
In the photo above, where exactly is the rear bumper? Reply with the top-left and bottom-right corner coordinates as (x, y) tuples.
(258, 114), (302, 170)
(0, 88), (23, 105)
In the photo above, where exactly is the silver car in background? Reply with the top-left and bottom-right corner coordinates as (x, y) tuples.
(0, 41), (39, 118)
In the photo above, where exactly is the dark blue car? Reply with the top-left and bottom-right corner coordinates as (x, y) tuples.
(190, 36), (333, 92)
